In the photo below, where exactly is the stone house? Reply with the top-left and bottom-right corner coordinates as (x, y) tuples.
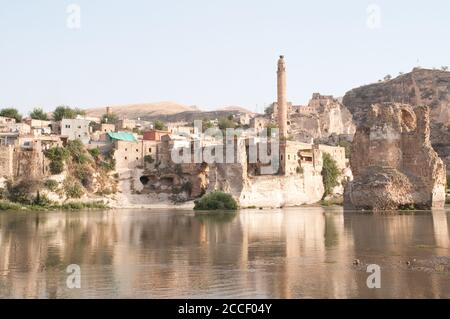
(143, 129), (170, 141)
(61, 118), (92, 144)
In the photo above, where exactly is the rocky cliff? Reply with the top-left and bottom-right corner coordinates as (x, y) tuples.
(343, 68), (450, 170)
(288, 94), (355, 143)
(344, 103), (447, 211)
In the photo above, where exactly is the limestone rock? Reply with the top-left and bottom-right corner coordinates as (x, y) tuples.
(343, 68), (450, 171)
(288, 94), (356, 143)
(344, 103), (447, 211)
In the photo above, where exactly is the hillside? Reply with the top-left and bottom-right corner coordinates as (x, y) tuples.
(85, 102), (199, 119)
(85, 102), (256, 122)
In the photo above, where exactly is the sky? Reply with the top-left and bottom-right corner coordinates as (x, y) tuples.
(0, 0), (449, 115)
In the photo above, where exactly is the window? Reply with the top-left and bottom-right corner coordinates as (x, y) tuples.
(149, 148), (152, 153)
(136, 157), (139, 160)
(136, 149), (139, 152)
(125, 157), (128, 160)
(288, 155), (290, 160)
(65, 125), (70, 128)
(125, 148), (127, 151)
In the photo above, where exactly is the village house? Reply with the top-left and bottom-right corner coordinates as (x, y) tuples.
(143, 129), (171, 141)
(108, 132), (161, 171)
(61, 118), (92, 144)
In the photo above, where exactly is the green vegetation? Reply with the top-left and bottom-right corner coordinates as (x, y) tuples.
(296, 166), (304, 174)
(218, 117), (236, 131)
(0, 200), (108, 211)
(447, 173), (450, 189)
(201, 118), (214, 132)
(101, 112), (119, 124)
(66, 140), (90, 164)
(194, 191), (238, 211)
(44, 179), (59, 192)
(264, 104), (274, 116)
(88, 148), (100, 159)
(446, 196), (450, 205)
(63, 177), (85, 198)
(29, 107), (48, 120)
(0, 108), (22, 122)
(49, 161), (64, 174)
(45, 146), (69, 174)
(154, 120), (167, 131)
(321, 153), (340, 198)
(52, 106), (85, 121)
(320, 197), (344, 206)
(6, 180), (40, 204)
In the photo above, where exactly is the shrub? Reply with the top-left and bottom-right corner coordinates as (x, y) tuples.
(102, 158), (116, 171)
(33, 191), (52, 206)
(45, 146), (69, 161)
(447, 173), (450, 189)
(67, 140), (89, 164)
(89, 148), (100, 159)
(49, 160), (64, 174)
(44, 179), (59, 192)
(74, 164), (94, 189)
(194, 191), (238, 211)
(154, 120), (167, 130)
(0, 201), (23, 211)
(63, 177), (84, 199)
(7, 180), (41, 204)
(321, 153), (340, 198)
(296, 166), (303, 174)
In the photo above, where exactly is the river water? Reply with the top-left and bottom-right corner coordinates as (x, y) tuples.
(0, 207), (449, 299)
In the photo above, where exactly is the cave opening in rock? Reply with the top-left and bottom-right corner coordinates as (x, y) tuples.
(140, 176), (149, 185)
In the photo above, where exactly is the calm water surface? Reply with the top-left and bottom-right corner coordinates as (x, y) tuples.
(0, 207), (449, 298)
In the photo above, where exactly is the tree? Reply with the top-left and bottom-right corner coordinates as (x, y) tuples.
(52, 106), (85, 121)
(194, 191), (238, 210)
(264, 104), (274, 116)
(321, 153), (340, 198)
(0, 108), (22, 122)
(384, 74), (392, 81)
(201, 118), (214, 132)
(154, 120), (167, 131)
(442, 66), (449, 71)
(29, 107), (48, 120)
(101, 112), (119, 124)
(218, 117), (236, 131)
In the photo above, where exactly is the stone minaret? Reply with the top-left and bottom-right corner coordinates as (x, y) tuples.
(277, 55), (288, 139)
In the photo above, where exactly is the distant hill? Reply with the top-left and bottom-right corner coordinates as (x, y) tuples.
(85, 102), (199, 119)
(85, 102), (256, 122)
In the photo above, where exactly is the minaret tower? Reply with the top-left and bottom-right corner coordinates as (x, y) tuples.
(277, 55), (288, 139)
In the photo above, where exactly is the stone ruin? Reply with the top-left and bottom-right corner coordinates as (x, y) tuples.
(344, 103), (447, 211)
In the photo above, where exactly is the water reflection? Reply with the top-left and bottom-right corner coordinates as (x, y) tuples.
(0, 207), (449, 298)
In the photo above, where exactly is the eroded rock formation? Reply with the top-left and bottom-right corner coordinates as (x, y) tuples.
(288, 94), (356, 143)
(344, 103), (447, 211)
(343, 68), (450, 171)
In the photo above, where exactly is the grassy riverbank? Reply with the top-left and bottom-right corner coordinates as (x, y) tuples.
(0, 200), (109, 211)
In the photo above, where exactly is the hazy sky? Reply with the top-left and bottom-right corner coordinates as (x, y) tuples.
(0, 0), (449, 114)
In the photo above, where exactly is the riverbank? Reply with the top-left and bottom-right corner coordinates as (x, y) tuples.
(0, 200), (108, 211)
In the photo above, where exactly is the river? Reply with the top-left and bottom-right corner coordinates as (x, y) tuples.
(0, 207), (449, 298)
